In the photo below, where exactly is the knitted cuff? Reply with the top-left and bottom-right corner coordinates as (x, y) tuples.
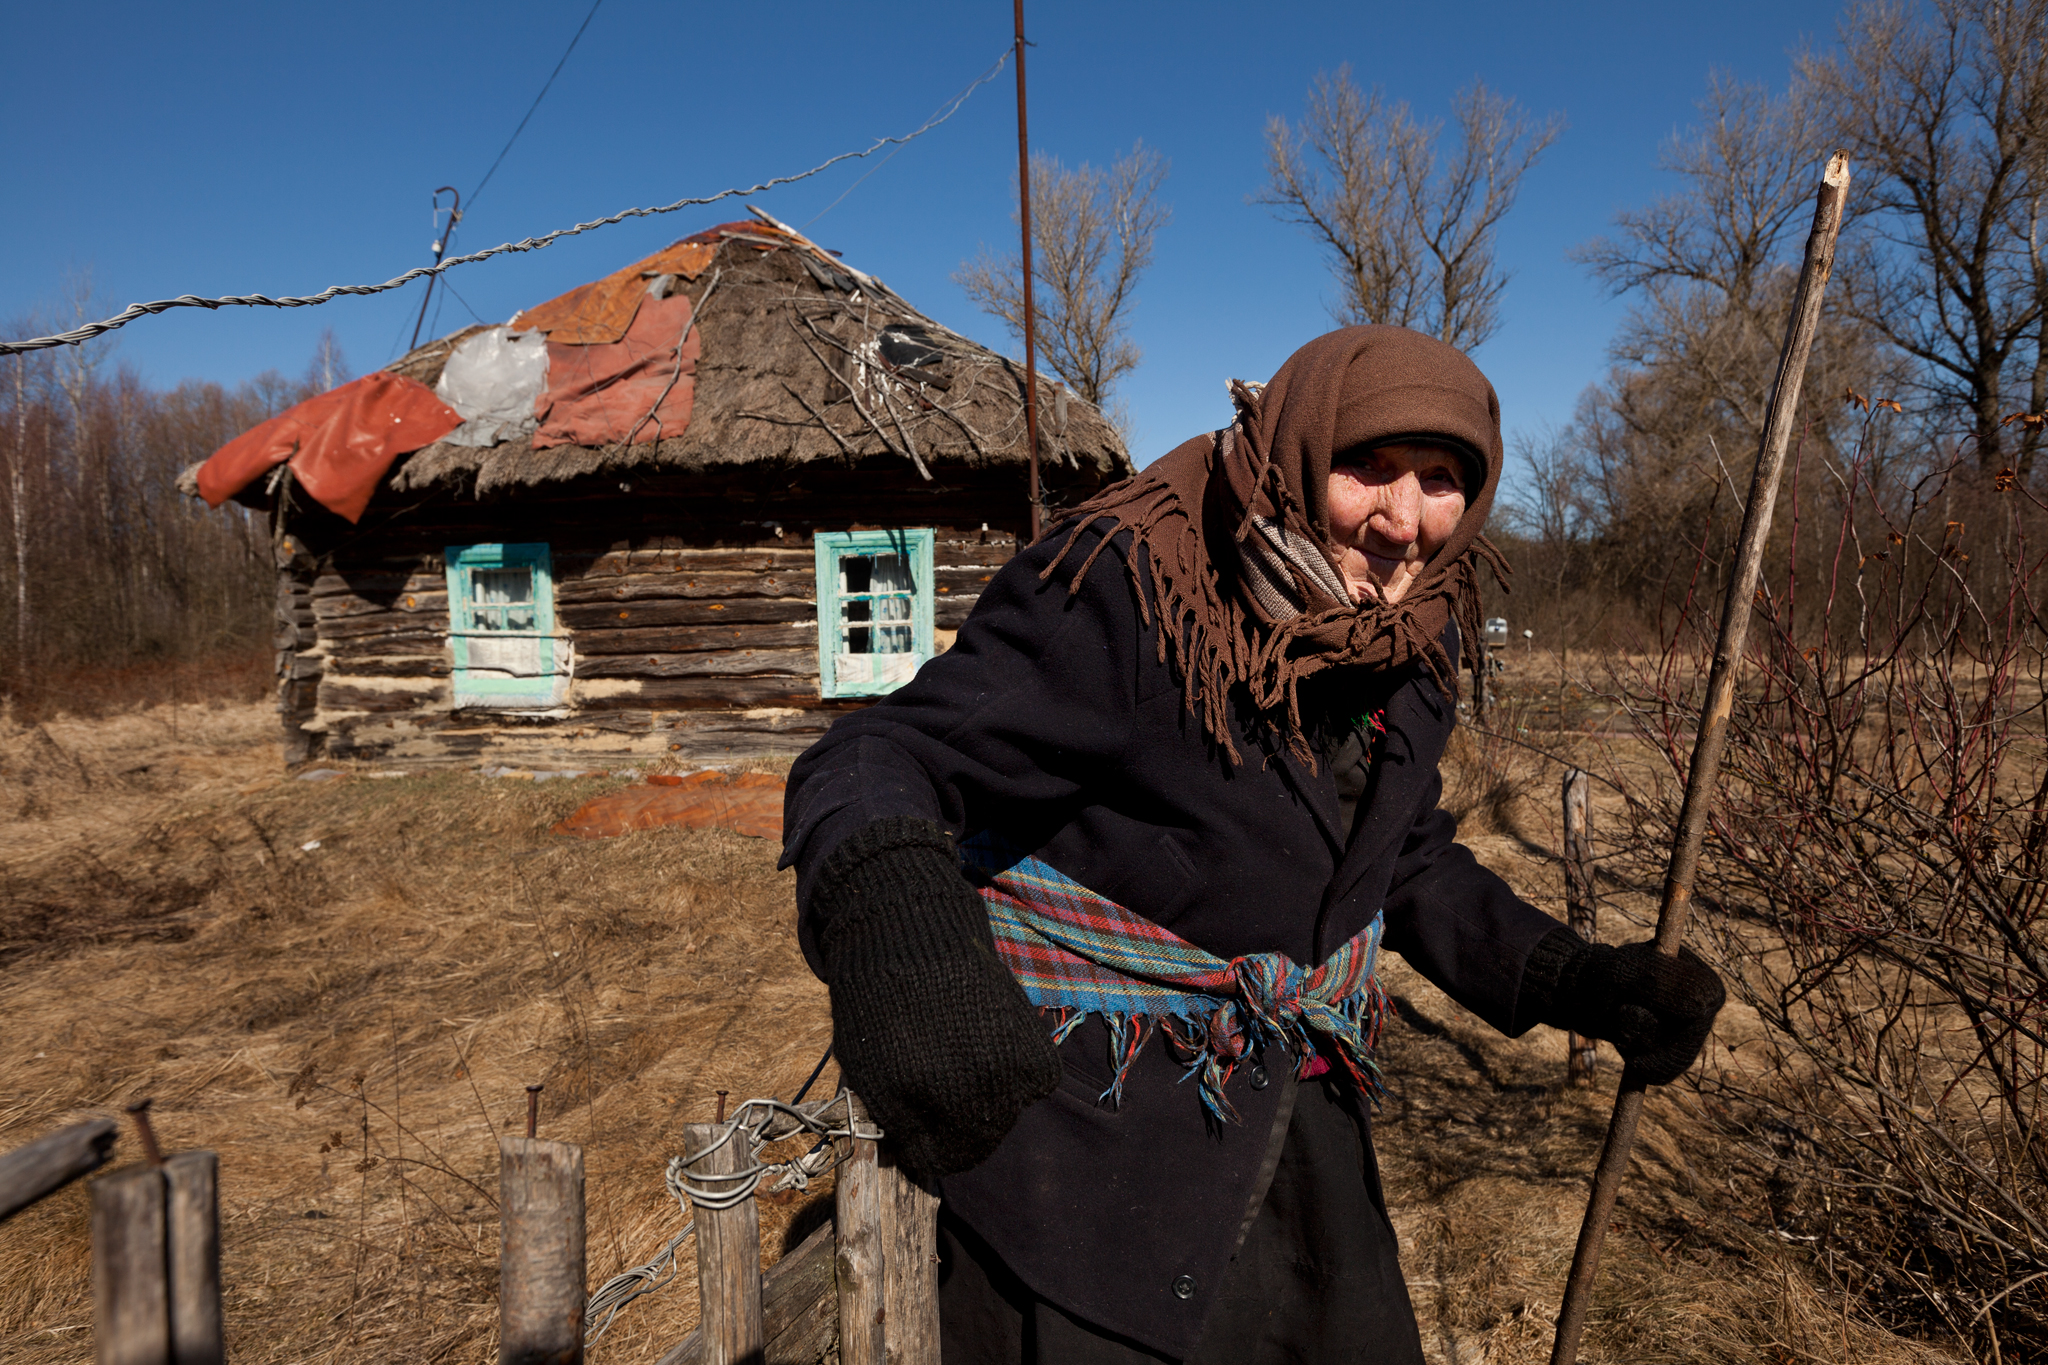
(811, 816), (988, 979)
(1510, 925), (1592, 1035)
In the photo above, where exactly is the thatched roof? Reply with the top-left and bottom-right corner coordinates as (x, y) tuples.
(384, 212), (1132, 498)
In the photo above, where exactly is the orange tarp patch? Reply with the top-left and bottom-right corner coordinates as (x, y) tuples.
(531, 292), (698, 451)
(196, 372), (461, 522)
(552, 770), (785, 840)
(510, 239), (719, 346)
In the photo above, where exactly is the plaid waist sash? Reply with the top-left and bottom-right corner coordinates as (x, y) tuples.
(962, 834), (1387, 1121)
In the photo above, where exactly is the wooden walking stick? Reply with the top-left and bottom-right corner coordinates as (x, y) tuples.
(1547, 151), (1850, 1365)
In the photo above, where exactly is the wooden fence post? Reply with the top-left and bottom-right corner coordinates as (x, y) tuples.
(1562, 768), (1598, 1085)
(164, 1152), (223, 1365)
(92, 1165), (168, 1365)
(877, 1152), (939, 1365)
(684, 1122), (764, 1365)
(498, 1137), (586, 1365)
(0, 1117), (118, 1224)
(833, 1107), (885, 1365)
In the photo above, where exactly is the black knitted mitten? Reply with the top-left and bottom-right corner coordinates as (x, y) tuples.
(1516, 928), (1726, 1086)
(812, 817), (1061, 1179)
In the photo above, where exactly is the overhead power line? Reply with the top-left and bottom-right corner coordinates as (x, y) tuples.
(0, 49), (1010, 358)
(468, 0), (605, 212)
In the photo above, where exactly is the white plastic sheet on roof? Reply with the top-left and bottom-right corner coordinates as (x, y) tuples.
(435, 326), (547, 447)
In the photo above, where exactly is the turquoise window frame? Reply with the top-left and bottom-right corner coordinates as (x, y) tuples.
(814, 528), (935, 698)
(445, 542), (567, 708)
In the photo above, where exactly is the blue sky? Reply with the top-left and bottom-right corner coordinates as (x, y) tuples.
(2, 0), (1846, 486)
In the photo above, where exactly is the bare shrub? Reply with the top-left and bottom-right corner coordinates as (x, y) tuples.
(1604, 429), (2048, 1359)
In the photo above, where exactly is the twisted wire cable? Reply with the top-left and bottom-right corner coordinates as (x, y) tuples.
(1, 50), (1009, 358)
(582, 1087), (879, 1342)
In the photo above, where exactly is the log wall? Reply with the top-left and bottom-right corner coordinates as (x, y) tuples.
(286, 477), (1022, 766)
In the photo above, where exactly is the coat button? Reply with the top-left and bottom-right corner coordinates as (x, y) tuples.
(1172, 1274), (1197, 1300)
(1248, 1064), (1269, 1091)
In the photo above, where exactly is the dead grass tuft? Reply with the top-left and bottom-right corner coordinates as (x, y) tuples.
(0, 702), (831, 1364)
(0, 701), (1962, 1363)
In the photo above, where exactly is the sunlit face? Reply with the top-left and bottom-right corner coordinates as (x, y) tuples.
(1327, 441), (1471, 605)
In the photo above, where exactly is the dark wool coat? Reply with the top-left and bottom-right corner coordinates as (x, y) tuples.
(782, 527), (1563, 1358)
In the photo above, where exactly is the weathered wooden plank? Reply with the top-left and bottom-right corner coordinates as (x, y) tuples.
(933, 543), (1016, 569)
(319, 618), (448, 642)
(572, 678), (817, 711)
(933, 568), (997, 596)
(571, 624), (816, 656)
(555, 572), (813, 605)
(498, 1137), (585, 1365)
(934, 598), (981, 630)
(684, 1122), (764, 1365)
(835, 1131), (884, 1365)
(1563, 769), (1598, 1086)
(879, 1152), (940, 1365)
(559, 599), (816, 630)
(322, 656), (450, 679)
(0, 1118), (117, 1224)
(314, 590), (450, 621)
(312, 572), (443, 600)
(575, 650), (817, 680)
(651, 1217), (839, 1365)
(564, 548), (817, 578)
(327, 634), (449, 659)
(92, 1164), (168, 1365)
(164, 1151), (223, 1365)
(317, 680), (444, 714)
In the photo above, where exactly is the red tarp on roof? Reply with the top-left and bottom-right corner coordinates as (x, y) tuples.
(509, 238), (721, 346)
(196, 372), (461, 522)
(532, 292), (699, 451)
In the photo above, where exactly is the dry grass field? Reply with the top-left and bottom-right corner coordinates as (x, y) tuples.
(0, 698), (1960, 1364)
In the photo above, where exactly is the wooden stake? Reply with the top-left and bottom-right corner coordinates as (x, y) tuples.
(498, 1137), (586, 1365)
(1562, 769), (1598, 1086)
(0, 1116), (117, 1224)
(832, 1107), (885, 1365)
(1548, 152), (1852, 1365)
(164, 1152), (223, 1365)
(92, 1165), (168, 1365)
(683, 1122), (764, 1365)
(878, 1151), (940, 1365)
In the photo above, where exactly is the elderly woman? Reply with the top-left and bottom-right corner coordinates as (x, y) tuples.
(780, 327), (1721, 1363)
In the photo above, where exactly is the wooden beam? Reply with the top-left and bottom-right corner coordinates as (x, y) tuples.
(92, 1164), (169, 1365)
(498, 1137), (586, 1365)
(684, 1122), (765, 1365)
(879, 1152), (939, 1365)
(833, 1127), (884, 1365)
(1562, 770), (1598, 1086)
(0, 1117), (117, 1224)
(164, 1152), (223, 1365)
(653, 1219), (839, 1365)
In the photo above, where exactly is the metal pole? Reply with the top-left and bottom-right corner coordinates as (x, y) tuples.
(408, 187), (462, 354)
(1547, 152), (1851, 1364)
(1014, 0), (1042, 544)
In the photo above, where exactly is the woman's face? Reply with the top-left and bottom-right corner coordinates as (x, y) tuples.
(1327, 442), (1470, 605)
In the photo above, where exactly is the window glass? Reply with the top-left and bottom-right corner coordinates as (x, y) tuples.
(838, 552), (917, 656)
(471, 567), (538, 631)
(815, 530), (934, 698)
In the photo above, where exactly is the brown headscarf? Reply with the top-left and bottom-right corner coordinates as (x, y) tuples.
(1044, 325), (1509, 764)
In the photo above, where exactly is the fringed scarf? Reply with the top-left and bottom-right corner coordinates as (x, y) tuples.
(964, 834), (1388, 1122)
(1043, 326), (1511, 764)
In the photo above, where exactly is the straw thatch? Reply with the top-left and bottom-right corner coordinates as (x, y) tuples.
(386, 214), (1132, 499)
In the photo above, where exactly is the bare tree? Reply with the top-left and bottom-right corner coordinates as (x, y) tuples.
(1257, 68), (1561, 350)
(955, 143), (1170, 414)
(1803, 0), (2048, 472)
